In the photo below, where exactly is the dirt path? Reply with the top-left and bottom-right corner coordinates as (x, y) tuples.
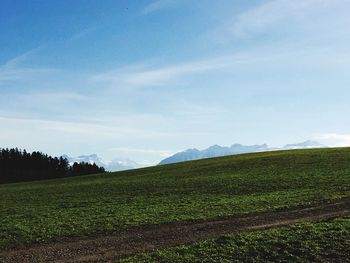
(1, 198), (350, 263)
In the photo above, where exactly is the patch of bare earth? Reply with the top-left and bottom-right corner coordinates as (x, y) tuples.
(1, 198), (350, 263)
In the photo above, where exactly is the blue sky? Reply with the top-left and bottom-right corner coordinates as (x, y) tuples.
(1, 0), (350, 164)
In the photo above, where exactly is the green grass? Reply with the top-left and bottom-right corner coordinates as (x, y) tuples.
(1, 148), (350, 249)
(121, 217), (350, 263)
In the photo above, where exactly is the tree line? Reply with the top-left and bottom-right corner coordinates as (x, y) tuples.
(0, 148), (105, 184)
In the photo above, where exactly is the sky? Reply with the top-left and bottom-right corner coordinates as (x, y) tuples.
(1, 0), (350, 165)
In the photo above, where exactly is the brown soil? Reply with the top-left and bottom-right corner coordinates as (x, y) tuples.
(1, 198), (350, 263)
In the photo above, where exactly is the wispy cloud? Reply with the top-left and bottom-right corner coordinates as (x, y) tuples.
(107, 147), (177, 165)
(1, 52), (30, 70)
(66, 27), (97, 43)
(142, 0), (178, 15)
(109, 147), (175, 157)
(0, 114), (201, 163)
(206, 0), (350, 43)
(316, 133), (350, 147)
(0, 49), (55, 82)
(0, 47), (43, 69)
(232, 0), (317, 37)
(92, 42), (350, 88)
(18, 91), (88, 103)
(92, 56), (236, 87)
(8, 91), (90, 115)
(0, 114), (182, 138)
(0, 51), (33, 81)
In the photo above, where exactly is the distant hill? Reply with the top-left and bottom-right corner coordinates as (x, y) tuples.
(62, 154), (140, 172)
(159, 141), (326, 165)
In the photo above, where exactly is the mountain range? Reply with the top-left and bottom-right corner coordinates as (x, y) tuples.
(62, 141), (326, 170)
(61, 154), (141, 172)
(158, 140), (325, 165)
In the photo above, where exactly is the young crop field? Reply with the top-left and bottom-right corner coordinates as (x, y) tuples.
(1, 148), (350, 250)
(121, 217), (350, 263)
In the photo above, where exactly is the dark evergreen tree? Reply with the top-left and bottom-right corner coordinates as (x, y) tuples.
(0, 148), (105, 184)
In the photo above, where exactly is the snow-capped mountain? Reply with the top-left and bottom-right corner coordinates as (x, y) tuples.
(159, 143), (269, 165)
(61, 154), (140, 172)
(104, 158), (141, 172)
(159, 141), (326, 165)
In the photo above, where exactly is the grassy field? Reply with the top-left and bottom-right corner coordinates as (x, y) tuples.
(1, 148), (350, 249)
(121, 217), (350, 262)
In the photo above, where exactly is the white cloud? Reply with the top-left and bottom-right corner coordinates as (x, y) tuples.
(0, 68), (54, 82)
(0, 49), (55, 82)
(0, 114), (206, 163)
(93, 56), (235, 87)
(316, 133), (350, 147)
(61, 0), (350, 90)
(142, 0), (177, 15)
(211, 0), (350, 42)
(93, 42), (350, 88)
(109, 147), (175, 157)
(233, 0), (311, 37)
(1, 52), (30, 70)
(16, 91), (89, 105)
(65, 27), (98, 43)
(0, 113), (199, 143)
(0, 116), (129, 138)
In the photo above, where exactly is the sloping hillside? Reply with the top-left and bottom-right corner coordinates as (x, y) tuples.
(0, 147), (349, 251)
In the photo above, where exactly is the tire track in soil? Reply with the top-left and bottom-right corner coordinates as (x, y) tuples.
(1, 197), (349, 263)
